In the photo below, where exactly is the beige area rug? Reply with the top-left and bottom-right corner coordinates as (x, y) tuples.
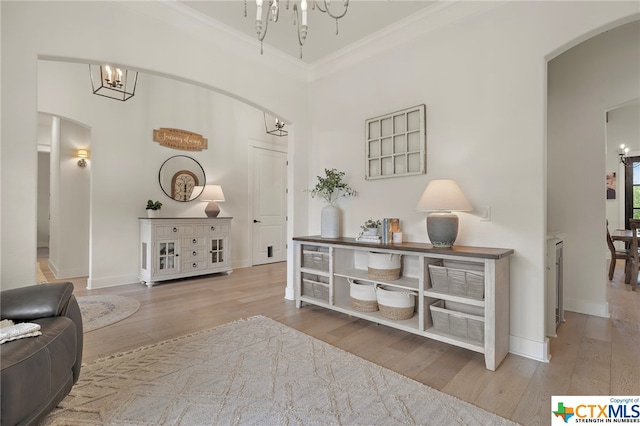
(42, 316), (517, 426)
(76, 295), (140, 333)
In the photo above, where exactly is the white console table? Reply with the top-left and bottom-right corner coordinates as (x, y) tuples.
(139, 217), (232, 287)
(293, 236), (513, 371)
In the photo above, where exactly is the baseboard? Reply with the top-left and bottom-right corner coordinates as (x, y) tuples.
(47, 260), (88, 280)
(564, 298), (610, 318)
(509, 335), (551, 363)
(87, 274), (140, 289)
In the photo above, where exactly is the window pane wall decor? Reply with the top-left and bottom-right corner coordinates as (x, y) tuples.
(365, 104), (426, 180)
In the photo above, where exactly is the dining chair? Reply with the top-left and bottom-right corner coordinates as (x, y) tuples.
(628, 218), (640, 291)
(607, 220), (631, 282)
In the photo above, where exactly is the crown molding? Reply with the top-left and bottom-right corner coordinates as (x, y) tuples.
(308, 0), (503, 82)
(125, 1), (310, 83)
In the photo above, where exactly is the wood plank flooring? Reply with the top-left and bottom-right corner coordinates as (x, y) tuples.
(40, 256), (640, 426)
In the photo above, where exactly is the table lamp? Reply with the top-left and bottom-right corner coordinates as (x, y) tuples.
(199, 184), (225, 217)
(416, 179), (472, 247)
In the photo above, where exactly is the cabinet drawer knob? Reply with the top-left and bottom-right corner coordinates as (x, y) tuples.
(192, 251), (197, 256)
(172, 227), (178, 232)
(192, 238), (197, 244)
(210, 226), (216, 231)
(192, 262), (197, 268)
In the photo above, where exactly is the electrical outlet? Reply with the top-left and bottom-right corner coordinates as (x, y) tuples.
(481, 206), (491, 222)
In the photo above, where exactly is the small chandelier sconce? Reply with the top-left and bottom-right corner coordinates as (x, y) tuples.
(89, 64), (138, 102)
(244, 0), (348, 59)
(264, 112), (288, 137)
(619, 144), (631, 166)
(77, 149), (89, 168)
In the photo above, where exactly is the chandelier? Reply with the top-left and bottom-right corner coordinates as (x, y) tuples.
(89, 64), (138, 102)
(244, 0), (350, 58)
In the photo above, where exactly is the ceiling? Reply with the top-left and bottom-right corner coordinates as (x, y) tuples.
(178, 1), (437, 64)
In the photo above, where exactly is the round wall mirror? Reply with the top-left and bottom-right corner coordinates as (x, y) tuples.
(158, 155), (206, 202)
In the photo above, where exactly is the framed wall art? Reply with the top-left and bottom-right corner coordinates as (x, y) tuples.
(365, 104), (426, 180)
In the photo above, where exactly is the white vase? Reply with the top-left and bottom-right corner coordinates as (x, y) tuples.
(321, 204), (340, 238)
(147, 210), (159, 218)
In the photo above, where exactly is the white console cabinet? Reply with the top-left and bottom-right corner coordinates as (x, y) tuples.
(139, 217), (232, 287)
(293, 236), (513, 371)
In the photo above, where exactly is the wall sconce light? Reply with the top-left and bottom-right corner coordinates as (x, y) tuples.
(416, 179), (473, 248)
(77, 149), (89, 168)
(199, 185), (225, 217)
(89, 64), (138, 102)
(619, 144), (632, 167)
(264, 112), (288, 137)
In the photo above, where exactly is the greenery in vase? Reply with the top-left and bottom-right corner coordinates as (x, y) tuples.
(146, 200), (162, 210)
(307, 168), (357, 204)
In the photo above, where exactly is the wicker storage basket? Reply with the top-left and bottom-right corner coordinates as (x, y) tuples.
(301, 274), (329, 301)
(429, 300), (484, 342)
(376, 286), (415, 320)
(428, 264), (484, 299)
(368, 252), (401, 281)
(302, 247), (330, 271)
(349, 278), (378, 312)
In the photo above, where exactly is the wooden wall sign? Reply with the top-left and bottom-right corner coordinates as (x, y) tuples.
(153, 128), (208, 151)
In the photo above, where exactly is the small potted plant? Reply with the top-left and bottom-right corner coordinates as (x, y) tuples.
(307, 168), (357, 238)
(360, 218), (381, 237)
(146, 200), (162, 218)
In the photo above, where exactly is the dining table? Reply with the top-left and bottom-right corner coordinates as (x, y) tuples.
(611, 228), (639, 244)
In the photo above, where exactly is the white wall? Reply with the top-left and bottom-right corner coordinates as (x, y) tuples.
(548, 20), (640, 317)
(47, 117), (91, 278)
(307, 1), (639, 361)
(1, 1), (310, 291)
(37, 60), (287, 288)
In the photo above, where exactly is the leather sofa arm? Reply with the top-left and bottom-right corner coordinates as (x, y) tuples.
(1, 282), (75, 321)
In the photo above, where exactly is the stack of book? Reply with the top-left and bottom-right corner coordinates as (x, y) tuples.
(356, 234), (381, 243)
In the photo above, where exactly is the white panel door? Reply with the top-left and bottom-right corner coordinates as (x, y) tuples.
(252, 147), (287, 265)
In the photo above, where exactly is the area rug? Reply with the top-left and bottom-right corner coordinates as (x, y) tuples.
(76, 295), (140, 333)
(42, 316), (517, 426)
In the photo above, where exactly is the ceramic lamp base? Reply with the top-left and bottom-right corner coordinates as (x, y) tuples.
(204, 201), (221, 218)
(426, 211), (459, 248)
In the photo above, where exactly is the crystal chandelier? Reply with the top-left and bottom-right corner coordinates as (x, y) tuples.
(244, 0), (350, 58)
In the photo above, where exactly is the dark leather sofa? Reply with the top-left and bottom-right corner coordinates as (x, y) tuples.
(1, 282), (83, 426)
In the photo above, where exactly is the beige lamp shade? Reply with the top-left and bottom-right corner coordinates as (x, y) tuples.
(189, 185), (204, 201)
(199, 185), (225, 218)
(416, 179), (472, 212)
(416, 179), (472, 248)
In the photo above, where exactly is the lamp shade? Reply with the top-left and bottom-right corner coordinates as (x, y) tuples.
(199, 185), (225, 202)
(416, 179), (472, 248)
(416, 179), (472, 212)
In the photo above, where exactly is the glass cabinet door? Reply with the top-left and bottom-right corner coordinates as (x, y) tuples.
(209, 238), (225, 265)
(157, 240), (180, 274)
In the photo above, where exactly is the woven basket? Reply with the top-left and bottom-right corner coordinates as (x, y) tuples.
(428, 264), (484, 299)
(368, 267), (401, 280)
(349, 278), (378, 312)
(376, 286), (415, 320)
(351, 297), (379, 312)
(379, 304), (414, 320)
(429, 300), (484, 342)
(368, 252), (401, 281)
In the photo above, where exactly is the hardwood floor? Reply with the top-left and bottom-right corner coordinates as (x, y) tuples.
(43, 257), (639, 426)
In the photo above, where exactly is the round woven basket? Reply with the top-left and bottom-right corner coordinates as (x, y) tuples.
(368, 267), (401, 280)
(351, 297), (379, 312)
(379, 304), (414, 320)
